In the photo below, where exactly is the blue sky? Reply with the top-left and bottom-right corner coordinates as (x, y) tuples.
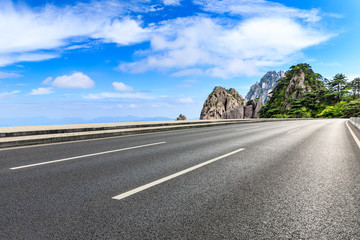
(0, 0), (359, 125)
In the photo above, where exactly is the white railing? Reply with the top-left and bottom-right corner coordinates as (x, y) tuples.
(350, 117), (360, 130)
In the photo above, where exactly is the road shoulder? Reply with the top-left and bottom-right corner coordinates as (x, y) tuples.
(347, 120), (360, 148)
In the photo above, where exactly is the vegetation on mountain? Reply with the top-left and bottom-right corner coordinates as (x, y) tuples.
(259, 63), (360, 118)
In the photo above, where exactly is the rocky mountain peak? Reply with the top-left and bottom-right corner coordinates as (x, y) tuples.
(245, 70), (285, 103)
(200, 86), (245, 120)
(200, 86), (263, 119)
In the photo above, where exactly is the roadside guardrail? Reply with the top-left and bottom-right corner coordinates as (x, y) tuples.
(350, 117), (360, 131)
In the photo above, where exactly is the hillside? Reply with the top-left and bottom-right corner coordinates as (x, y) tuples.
(259, 63), (360, 118)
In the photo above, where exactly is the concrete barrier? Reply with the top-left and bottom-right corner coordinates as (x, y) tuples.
(0, 118), (317, 148)
(350, 117), (360, 131)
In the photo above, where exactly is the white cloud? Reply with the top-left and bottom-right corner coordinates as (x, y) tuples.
(0, 0), (149, 66)
(194, 0), (321, 22)
(84, 92), (152, 100)
(119, 16), (332, 78)
(0, 71), (21, 79)
(129, 104), (138, 108)
(178, 97), (194, 103)
(346, 74), (360, 81)
(42, 77), (53, 84)
(52, 72), (95, 89)
(93, 18), (149, 45)
(112, 82), (134, 92)
(0, 90), (20, 99)
(171, 68), (203, 77)
(163, 0), (181, 6)
(30, 87), (53, 95)
(0, 53), (58, 67)
(0, 0), (335, 78)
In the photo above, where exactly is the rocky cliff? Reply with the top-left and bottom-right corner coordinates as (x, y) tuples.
(200, 87), (245, 119)
(245, 70), (285, 103)
(200, 87), (263, 119)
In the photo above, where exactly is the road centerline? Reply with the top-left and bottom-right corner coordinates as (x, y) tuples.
(10, 141), (166, 170)
(112, 148), (245, 200)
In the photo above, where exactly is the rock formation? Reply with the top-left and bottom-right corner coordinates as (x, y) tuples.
(176, 114), (187, 120)
(200, 87), (263, 119)
(200, 87), (245, 120)
(245, 70), (285, 103)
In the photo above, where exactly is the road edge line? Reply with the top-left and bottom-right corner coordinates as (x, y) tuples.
(346, 121), (360, 149)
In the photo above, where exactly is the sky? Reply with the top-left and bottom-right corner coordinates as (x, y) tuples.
(0, 0), (359, 125)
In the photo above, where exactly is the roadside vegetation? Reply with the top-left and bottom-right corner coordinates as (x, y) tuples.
(260, 64), (360, 118)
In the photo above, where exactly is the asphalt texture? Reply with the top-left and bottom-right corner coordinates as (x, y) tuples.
(0, 119), (359, 239)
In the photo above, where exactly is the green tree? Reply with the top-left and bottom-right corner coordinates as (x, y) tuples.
(316, 101), (345, 118)
(328, 74), (349, 102)
(342, 100), (360, 117)
(350, 77), (360, 99)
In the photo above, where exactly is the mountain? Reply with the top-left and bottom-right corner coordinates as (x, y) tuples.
(200, 86), (263, 119)
(200, 87), (245, 119)
(259, 63), (326, 118)
(245, 70), (286, 103)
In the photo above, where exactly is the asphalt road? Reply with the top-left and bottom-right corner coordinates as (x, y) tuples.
(0, 119), (359, 239)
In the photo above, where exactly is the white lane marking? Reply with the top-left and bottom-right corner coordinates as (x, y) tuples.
(288, 128), (301, 133)
(112, 148), (245, 200)
(346, 121), (360, 149)
(10, 142), (166, 170)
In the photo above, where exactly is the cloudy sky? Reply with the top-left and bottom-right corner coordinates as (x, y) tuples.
(0, 0), (359, 125)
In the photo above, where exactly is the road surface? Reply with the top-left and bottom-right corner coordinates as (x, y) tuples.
(0, 119), (359, 239)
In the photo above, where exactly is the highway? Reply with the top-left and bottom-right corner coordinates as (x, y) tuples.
(0, 119), (359, 239)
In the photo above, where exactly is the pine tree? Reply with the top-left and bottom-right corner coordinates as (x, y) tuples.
(328, 74), (349, 102)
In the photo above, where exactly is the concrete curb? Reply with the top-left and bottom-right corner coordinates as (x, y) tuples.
(0, 118), (318, 148)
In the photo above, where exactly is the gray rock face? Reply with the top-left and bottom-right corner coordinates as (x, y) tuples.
(245, 70), (286, 103)
(200, 87), (245, 120)
(244, 105), (254, 118)
(253, 99), (264, 118)
(285, 69), (306, 99)
(221, 107), (244, 119)
(200, 87), (264, 119)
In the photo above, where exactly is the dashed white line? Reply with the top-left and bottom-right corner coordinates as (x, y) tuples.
(112, 148), (245, 200)
(346, 121), (360, 149)
(10, 141), (166, 170)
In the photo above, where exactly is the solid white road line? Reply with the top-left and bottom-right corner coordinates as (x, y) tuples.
(346, 121), (360, 149)
(288, 128), (301, 133)
(112, 148), (245, 200)
(10, 142), (166, 170)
